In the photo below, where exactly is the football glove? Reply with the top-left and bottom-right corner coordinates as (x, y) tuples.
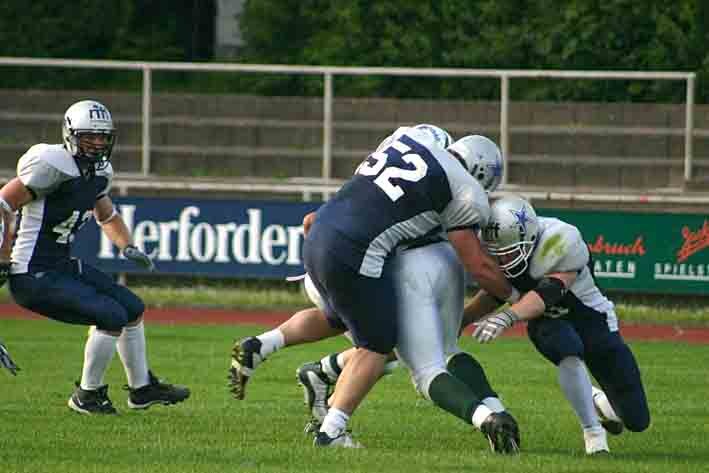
(0, 261), (10, 288)
(122, 245), (155, 272)
(473, 309), (519, 343)
(0, 339), (20, 376)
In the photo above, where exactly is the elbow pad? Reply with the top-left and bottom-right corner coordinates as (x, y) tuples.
(533, 277), (567, 308)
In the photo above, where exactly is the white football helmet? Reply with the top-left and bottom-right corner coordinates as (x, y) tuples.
(446, 135), (503, 193)
(412, 123), (453, 148)
(482, 195), (540, 277)
(62, 100), (116, 174)
(375, 123), (452, 153)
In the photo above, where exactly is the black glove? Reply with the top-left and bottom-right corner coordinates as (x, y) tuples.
(0, 261), (10, 288)
(122, 245), (155, 272)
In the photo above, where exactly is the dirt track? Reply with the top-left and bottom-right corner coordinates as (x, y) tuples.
(2, 303), (708, 344)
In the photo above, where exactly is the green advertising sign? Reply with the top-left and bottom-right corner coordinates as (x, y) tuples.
(538, 208), (709, 295)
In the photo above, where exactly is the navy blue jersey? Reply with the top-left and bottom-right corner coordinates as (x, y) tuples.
(311, 128), (489, 277)
(11, 144), (112, 274)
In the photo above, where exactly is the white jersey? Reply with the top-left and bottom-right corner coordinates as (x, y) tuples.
(517, 217), (617, 330)
(11, 144), (113, 274)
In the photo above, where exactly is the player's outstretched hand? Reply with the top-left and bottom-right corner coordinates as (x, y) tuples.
(472, 309), (518, 343)
(0, 339), (20, 376)
(122, 245), (155, 272)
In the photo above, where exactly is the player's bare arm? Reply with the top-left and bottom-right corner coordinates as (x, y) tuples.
(473, 270), (577, 343)
(447, 228), (516, 303)
(94, 195), (131, 249)
(95, 196), (155, 271)
(508, 271), (577, 322)
(303, 211), (317, 236)
(0, 178), (33, 261)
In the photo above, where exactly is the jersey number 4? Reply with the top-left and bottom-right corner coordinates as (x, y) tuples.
(356, 140), (428, 201)
(52, 210), (93, 244)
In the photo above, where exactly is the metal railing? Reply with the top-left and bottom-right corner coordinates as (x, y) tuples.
(0, 57), (697, 182)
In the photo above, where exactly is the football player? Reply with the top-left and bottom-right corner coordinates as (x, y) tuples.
(0, 100), (189, 414)
(230, 125), (521, 451)
(469, 195), (650, 454)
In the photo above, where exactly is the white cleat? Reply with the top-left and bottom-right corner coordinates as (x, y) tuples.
(584, 427), (610, 455)
(297, 361), (334, 422)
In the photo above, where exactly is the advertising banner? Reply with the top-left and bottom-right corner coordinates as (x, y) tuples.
(72, 197), (709, 294)
(539, 208), (709, 295)
(73, 197), (319, 280)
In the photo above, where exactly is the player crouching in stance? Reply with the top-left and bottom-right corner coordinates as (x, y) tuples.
(469, 196), (650, 454)
(0, 100), (189, 414)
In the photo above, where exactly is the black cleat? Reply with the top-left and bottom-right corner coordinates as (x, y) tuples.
(304, 419), (322, 435)
(296, 361), (334, 422)
(480, 411), (521, 454)
(126, 371), (190, 409)
(68, 383), (117, 415)
(313, 430), (363, 448)
(228, 337), (263, 400)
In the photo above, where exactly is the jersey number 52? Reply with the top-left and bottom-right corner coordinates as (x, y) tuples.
(355, 140), (428, 202)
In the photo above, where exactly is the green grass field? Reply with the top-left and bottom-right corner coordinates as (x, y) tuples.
(1, 319), (707, 473)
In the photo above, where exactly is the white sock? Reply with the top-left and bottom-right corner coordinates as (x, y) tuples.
(320, 353), (343, 383)
(320, 407), (349, 438)
(482, 396), (506, 413)
(471, 404), (494, 429)
(81, 327), (118, 390)
(117, 322), (150, 389)
(256, 329), (285, 358)
(592, 386), (622, 422)
(558, 357), (600, 430)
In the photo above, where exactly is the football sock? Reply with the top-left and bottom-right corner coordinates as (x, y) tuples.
(592, 386), (622, 423)
(320, 353), (342, 383)
(482, 396), (507, 413)
(256, 329), (285, 358)
(427, 372), (482, 425)
(320, 407), (349, 438)
(446, 352), (498, 399)
(558, 356), (599, 429)
(81, 327), (118, 390)
(117, 321), (151, 389)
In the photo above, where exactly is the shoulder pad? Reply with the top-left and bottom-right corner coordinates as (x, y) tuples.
(529, 217), (588, 278)
(17, 145), (77, 197)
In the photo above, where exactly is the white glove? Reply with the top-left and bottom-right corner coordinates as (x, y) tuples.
(122, 245), (155, 272)
(0, 339), (20, 375)
(473, 309), (519, 343)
